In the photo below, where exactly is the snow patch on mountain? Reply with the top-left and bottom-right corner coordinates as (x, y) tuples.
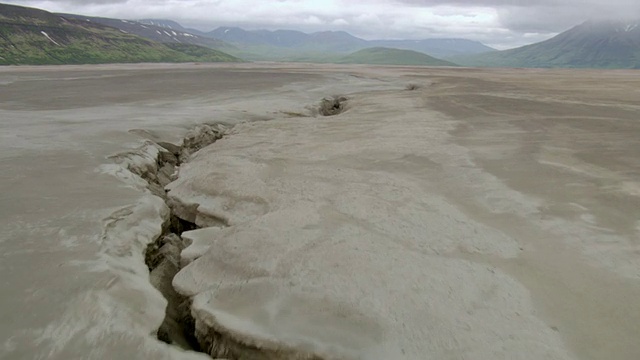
(40, 31), (59, 45)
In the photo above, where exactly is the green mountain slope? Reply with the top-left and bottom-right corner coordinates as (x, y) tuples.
(369, 39), (494, 59)
(453, 20), (640, 69)
(0, 3), (240, 65)
(59, 14), (232, 51)
(338, 47), (457, 66)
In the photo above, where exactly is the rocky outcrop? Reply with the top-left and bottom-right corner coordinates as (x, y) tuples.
(318, 96), (348, 116)
(179, 124), (226, 162)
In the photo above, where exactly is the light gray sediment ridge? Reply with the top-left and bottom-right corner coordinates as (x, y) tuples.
(113, 89), (572, 360)
(121, 116), (339, 358)
(111, 124), (224, 354)
(4, 64), (640, 360)
(124, 123), (269, 358)
(105, 74), (640, 360)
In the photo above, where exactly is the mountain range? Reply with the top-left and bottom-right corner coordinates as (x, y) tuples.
(0, 1), (487, 66)
(2, 2), (640, 69)
(204, 26), (493, 61)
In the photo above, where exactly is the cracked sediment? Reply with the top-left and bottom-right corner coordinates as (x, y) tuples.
(108, 122), (229, 355)
(114, 81), (640, 360)
(4, 64), (640, 360)
(109, 94), (359, 358)
(135, 122), (328, 359)
(139, 124), (224, 354)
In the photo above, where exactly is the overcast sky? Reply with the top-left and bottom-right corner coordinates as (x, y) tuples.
(5, 0), (640, 49)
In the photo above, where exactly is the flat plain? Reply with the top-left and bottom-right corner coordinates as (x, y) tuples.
(0, 63), (639, 359)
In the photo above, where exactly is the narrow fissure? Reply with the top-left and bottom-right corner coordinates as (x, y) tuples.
(131, 104), (336, 359)
(145, 214), (200, 351)
(140, 124), (226, 353)
(144, 141), (203, 352)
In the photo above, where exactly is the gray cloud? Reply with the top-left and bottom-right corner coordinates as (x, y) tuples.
(4, 0), (639, 49)
(499, 3), (640, 32)
(11, 0), (128, 4)
(395, 0), (640, 31)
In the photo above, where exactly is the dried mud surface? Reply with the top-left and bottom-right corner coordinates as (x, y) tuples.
(1, 63), (639, 360)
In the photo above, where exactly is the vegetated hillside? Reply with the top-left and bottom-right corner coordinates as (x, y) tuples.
(453, 20), (640, 68)
(60, 14), (232, 50)
(338, 47), (458, 66)
(0, 3), (240, 65)
(369, 38), (494, 59)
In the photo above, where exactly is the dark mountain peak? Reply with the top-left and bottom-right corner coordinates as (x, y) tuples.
(138, 19), (187, 31)
(617, 21), (640, 33)
(209, 26), (252, 39)
(306, 31), (366, 51)
(208, 27), (310, 47)
(215, 26), (246, 33)
(549, 18), (640, 43)
(1, 2), (66, 24)
(568, 19), (640, 34)
(455, 18), (640, 69)
(268, 29), (309, 46)
(272, 29), (306, 35)
(310, 30), (363, 41)
(313, 30), (352, 35)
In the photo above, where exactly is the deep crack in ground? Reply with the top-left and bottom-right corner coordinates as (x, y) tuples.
(129, 98), (345, 359)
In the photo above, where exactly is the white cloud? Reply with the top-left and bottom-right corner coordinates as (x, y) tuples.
(302, 15), (323, 25)
(332, 18), (349, 26)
